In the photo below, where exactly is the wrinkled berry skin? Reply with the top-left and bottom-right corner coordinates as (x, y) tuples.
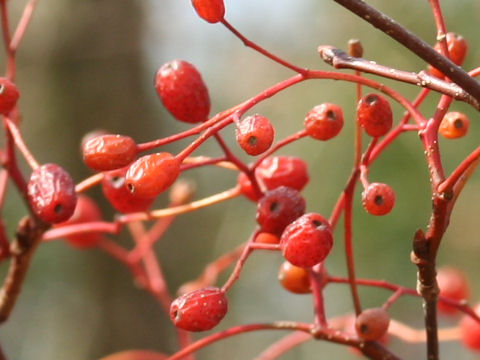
(362, 182), (395, 216)
(57, 195), (102, 248)
(460, 303), (480, 351)
(83, 134), (137, 171)
(102, 167), (155, 213)
(256, 186), (306, 235)
(280, 213), (333, 268)
(27, 164), (77, 223)
(235, 114), (274, 156)
(278, 261), (311, 294)
(357, 93), (392, 137)
(439, 111), (469, 139)
(355, 308), (390, 341)
(125, 153), (181, 199)
(170, 287), (228, 332)
(191, 0), (225, 23)
(0, 78), (19, 114)
(428, 32), (467, 78)
(155, 60), (210, 123)
(437, 267), (470, 315)
(304, 103), (344, 141)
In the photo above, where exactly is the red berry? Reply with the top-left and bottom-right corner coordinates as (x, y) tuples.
(437, 266), (470, 315)
(280, 213), (333, 268)
(254, 232), (280, 244)
(278, 261), (311, 294)
(101, 167), (155, 213)
(125, 153), (181, 199)
(256, 186), (306, 235)
(27, 164), (77, 223)
(428, 33), (467, 78)
(0, 77), (19, 114)
(355, 308), (390, 341)
(304, 103), (344, 140)
(362, 182), (395, 216)
(57, 195), (102, 248)
(356, 93), (393, 137)
(460, 303), (480, 351)
(237, 172), (263, 201)
(170, 287), (228, 332)
(154, 60), (210, 123)
(439, 112), (469, 139)
(83, 134), (137, 171)
(255, 156), (309, 192)
(235, 114), (274, 156)
(191, 0), (225, 23)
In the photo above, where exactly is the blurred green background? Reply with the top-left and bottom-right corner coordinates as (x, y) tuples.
(0, 0), (479, 359)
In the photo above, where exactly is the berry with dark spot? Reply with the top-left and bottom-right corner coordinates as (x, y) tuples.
(235, 114), (274, 156)
(355, 308), (390, 341)
(304, 103), (344, 140)
(439, 111), (469, 139)
(361, 182), (395, 216)
(357, 93), (392, 138)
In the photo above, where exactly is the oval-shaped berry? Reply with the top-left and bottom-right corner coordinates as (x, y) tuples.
(428, 33), (467, 78)
(102, 167), (155, 213)
(278, 261), (311, 294)
(27, 164), (77, 223)
(170, 287), (228, 332)
(0, 77), (19, 115)
(460, 303), (480, 351)
(235, 114), (274, 156)
(125, 153), (181, 199)
(256, 186), (306, 235)
(280, 213), (333, 268)
(255, 156), (309, 192)
(191, 0), (225, 23)
(357, 93), (393, 138)
(155, 60), (210, 123)
(355, 308), (390, 341)
(362, 182), (395, 216)
(439, 111), (469, 139)
(304, 103), (344, 141)
(437, 266), (470, 315)
(83, 134), (137, 171)
(57, 195), (102, 248)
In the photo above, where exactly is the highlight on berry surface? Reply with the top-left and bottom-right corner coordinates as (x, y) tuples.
(0, 77), (19, 114)
(356, 93), (393, 138)
(82, 134), (137, 171)
(154, 59), (210, 123)
(304, 103), (344, 141)
(361, 182), (395, 216)
(255, 156), (309, 192)
(278, 261), (311, 294)
(191, 0), (225, 24)
(439, 111), (469, 139)
(235, 114), (275, 156)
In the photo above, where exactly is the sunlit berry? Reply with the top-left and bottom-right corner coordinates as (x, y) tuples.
(278, 261), (311, 294)
(155, 60), (210, 123)
(428, 33), (467, 78)
(235, 114), (274, 156)
(256, 186), (306, 235)
(357, 93), (392, 137)
(0, 77), (19, 114)
(83, 134), (137, 171)
(437, 266), (470, 315)
(27, 164), (77, 223)
(362, 182), (395, 216)
(355, 308), (390, 341)
(191, 0), (225, 23)
(304, 103), (344, 140)
(255, 156), (309, 192)
(170, 287), (228, 332)
(439, 112), (469, 139)
(280, 213), (333, 268)
(460, 303), (480, 351)
(125, 153), (181, 199)
(101, 167), (155, 213)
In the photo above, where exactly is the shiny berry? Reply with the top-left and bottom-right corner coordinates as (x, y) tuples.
(256, 186), (306, 235)
(0, 78), (19, 114)
(439, 112), (469, 139)
(125, 153), (181, 199)
(101, 167), (155, 213)
(304, 103), (344, 140)
(27, 164), (77, 223)
(191, 0), (225, 23)
(355, 308), (390, 341)
(280, 213), (333, 268)
(170, 287), (228, 332)
(254, 232), (280, 244)
(437, 266), (470, 315)
(155, 60), (210, 123)
(58, 195), (102, 248)
(428, 33), (467, 78)
(255, 156), (309, 192)
(362, 182), (395, 216)
(278, 261), (311, 294)
(357, 93), (393, 137)
(460, 303), (480, 351)
(235, 114), (274, 156)
(83, 134), (137, 171)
